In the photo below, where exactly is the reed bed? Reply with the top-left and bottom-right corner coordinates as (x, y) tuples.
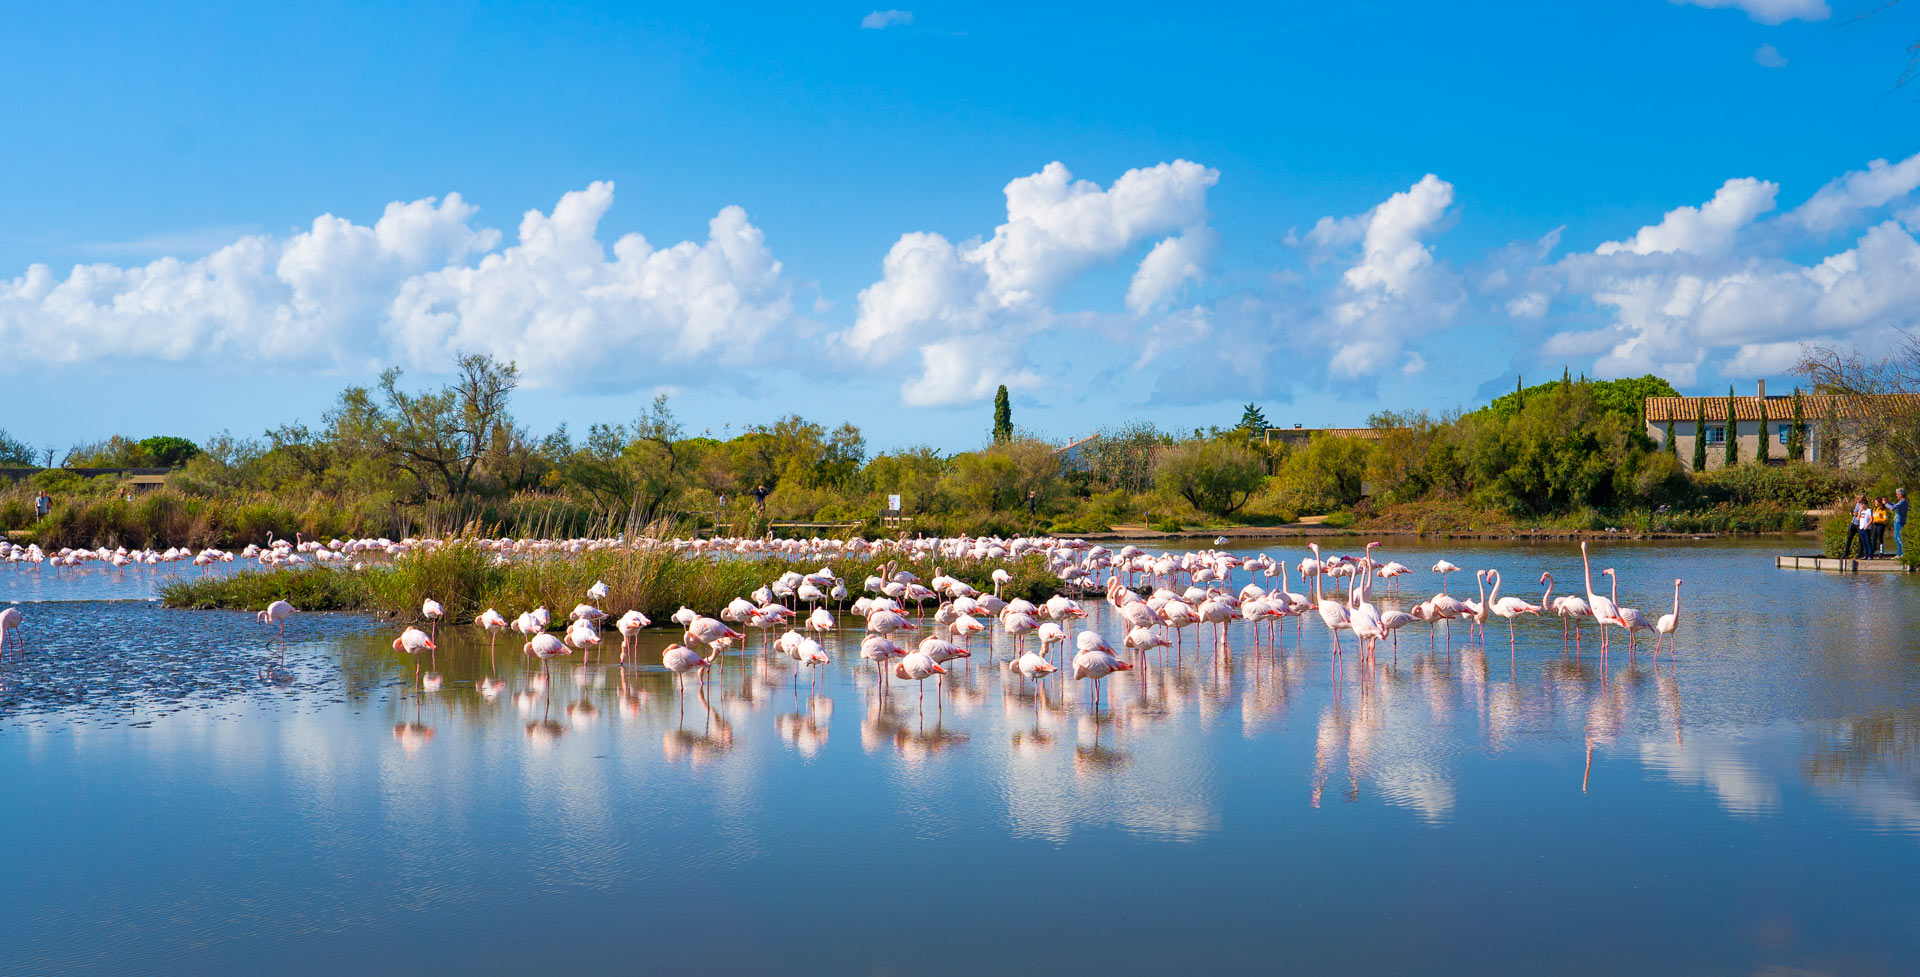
(159, 544), (1062, 623)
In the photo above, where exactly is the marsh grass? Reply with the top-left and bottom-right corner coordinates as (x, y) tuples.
(160, 543), (1061, 623)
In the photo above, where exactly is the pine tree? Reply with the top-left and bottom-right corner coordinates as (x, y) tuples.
(1692, 411), (1706, 472)
(1724, 385), (1739, 468)
(1665, 418), (1677, 455)
(1237, 403), (1269, 434)
(1516, 375), (1524, 408)
(1787, 388), (1807, 462)
(991, 385), (1013, 444)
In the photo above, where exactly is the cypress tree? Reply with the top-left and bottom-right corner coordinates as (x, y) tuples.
(1665, 418), (1677, 456)
(992, 385), (1013, 444)
(1724, 385), (1739, 468)
(1756, 398), (1771, 462)
(1692, 409), (1707, 472)
(1787, 388), (1807, 461)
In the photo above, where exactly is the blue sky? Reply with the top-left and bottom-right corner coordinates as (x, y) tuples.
(4, 0), (1917, 454)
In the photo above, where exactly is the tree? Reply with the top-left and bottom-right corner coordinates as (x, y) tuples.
(1798, 338), (1920, 482)
(1692, 412), (1706, 473)
(374, 353), (521, 498)
(1237, 403), (1269, 435)
(1664, 419), (1676, 456)
(1723, 386), (1739, 468)
(0, 428), (34, 466)
(1156, 439), (1266, 516)
(992, 385), (1013, 444)
(1787, 388), (1807, 462)
(136, 436), (202, 468)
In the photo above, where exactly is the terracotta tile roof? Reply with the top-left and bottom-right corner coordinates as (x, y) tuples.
(1644, 393), (1920, 423)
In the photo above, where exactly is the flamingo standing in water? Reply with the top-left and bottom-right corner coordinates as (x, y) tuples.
(1653, 579), (1683, 659)
(0, 606), (23, 659)
(1487, 570), (1541, 647)
(1432, 560), (1461, 594)
(1540, 572), (1591, 647)
(1602, 569), (1656, 655)
(1580, 541), (1623, 654)
(1308, 543), (1351, 657)
(616, 610), (650, 664)
(394, 626), (436, 687)
(475, 608), (508, 668)
(421, 599), (445, 643)
(1071, 631), (1132, 710)
(258, 600), (296, 641)
(893, 650), (947, 711)
(661, 643), (712, 697)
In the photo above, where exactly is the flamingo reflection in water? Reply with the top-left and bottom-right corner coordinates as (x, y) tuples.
(663, 685), (732, 765)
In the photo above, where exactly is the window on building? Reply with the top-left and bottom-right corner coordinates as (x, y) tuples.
(1777, 424), (1790, 445)
(1707, 426), (1726, 444)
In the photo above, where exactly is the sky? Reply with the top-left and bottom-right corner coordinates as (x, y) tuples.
(4, 0), (1919, 455)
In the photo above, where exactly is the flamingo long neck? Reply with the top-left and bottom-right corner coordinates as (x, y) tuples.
(1581, 546), (1598, 601)
(1609, 571), (1618, 606)
(1310, 547), (1324, 604)
(1671, 582), (1681, 617)
(1487, 571), (1501, 605)
(1540, 573), (1554, 605)
(1476, 571), (1487, 606)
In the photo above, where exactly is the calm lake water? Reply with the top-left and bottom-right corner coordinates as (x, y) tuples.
(3, 537), (1918, 976)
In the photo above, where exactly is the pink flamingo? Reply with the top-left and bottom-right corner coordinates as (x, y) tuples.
(1653, 579), (1683, 659)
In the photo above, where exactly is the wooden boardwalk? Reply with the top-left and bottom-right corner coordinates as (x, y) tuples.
(1775, 555), (1914, 573)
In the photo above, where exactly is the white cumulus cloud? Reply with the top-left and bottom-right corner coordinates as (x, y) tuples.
(1782, 150), (1920, 235)
(861, 9), (912, 29)
(844, 159), (1219, 406)
(1, 194), (495, 369)
(0, 183), (794, 388)
(1596, 177), (1778, 257)
(1673, 0), (1829, 24)
(1753, 43), (1788, 68)
(1127, 228), (1215, 314)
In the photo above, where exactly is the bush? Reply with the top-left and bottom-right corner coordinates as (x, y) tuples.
(1695, 463), (1859, 510)
(1322, 510), (1355, 529)
(1821, 511), (1851, 558)
(1155, 439), (1266, 516)
(1151, 516), (1183, 533)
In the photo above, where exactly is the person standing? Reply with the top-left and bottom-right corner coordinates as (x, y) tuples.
(1894, 488), (1909, 560)
(1844, 495), (1871, 559)
(1872, 497), (1891, 557)
(34, 489), (51, 520)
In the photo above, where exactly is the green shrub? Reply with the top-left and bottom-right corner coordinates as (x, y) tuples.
(1151, 516), (1183, 533)
(1322, 510), (1355, 529)
(1821, 511), (1851, 558)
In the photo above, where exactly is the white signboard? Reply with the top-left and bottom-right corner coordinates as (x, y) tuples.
(887, 494), (902, 511)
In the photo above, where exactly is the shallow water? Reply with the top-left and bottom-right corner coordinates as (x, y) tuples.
(3, 537), (1919, 976)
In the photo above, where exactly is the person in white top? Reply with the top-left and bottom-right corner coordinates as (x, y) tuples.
(1845, 494), (1872, 559)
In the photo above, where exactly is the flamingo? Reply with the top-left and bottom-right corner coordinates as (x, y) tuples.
(1070, 631), (1132, 710)
(476, 607), (509, 669)
(1432, 560), (1460, 594)
(421, 598), (445, 643)
(1009, 649), (1058, 684)
(662, 642), (712, 691)
(1487, 570), (1540, 647)
(0, 606), (23, 659)
(1309, 543), (1351, 656)
(893, 650), (947, 710)
(1603, 569), (1656, 654)
(616, 610), (650, 664)
(1653, 579), (1683, 659)
(257, 599), (296, 642)
(393, 626), (436, 687)
(1580, 541), (1623, 654)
